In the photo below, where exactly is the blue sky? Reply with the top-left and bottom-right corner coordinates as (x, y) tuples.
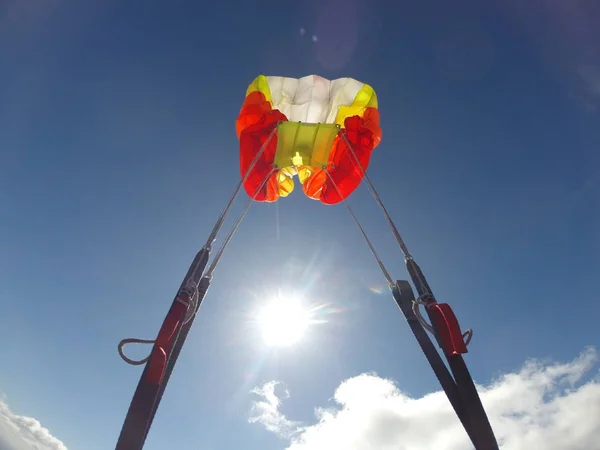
(1, 1), (599, 449)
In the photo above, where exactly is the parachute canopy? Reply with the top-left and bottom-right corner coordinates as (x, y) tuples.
(236, 75), (381, 204)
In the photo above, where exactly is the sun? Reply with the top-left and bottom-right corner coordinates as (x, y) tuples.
(256, 294), (311, 347)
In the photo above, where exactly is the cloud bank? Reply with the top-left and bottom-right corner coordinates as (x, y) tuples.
(0, 396), (67, 450)
(250, 347), (600, 450)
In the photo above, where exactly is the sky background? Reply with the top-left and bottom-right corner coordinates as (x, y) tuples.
(1, 0), (599, 449)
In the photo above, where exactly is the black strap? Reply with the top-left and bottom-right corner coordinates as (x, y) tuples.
(392, 280), (499, 450)
(115, 250), (211, 450)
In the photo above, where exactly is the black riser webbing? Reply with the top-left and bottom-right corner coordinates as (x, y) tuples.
(392, 280), (499, 450)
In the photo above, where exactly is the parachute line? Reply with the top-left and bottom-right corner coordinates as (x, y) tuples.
(204, 167), (276, 281)
(204, 128), (277, 251)
(340, 132), (412, 260)
(325, 171), (394, 287)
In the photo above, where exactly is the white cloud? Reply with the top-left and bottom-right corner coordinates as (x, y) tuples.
(0, 396), (67, 450)
(249, 381), (302, 439)
(249, 347), (600, 450)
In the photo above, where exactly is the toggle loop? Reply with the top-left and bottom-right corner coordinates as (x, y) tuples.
(118, 338), (156, 366)
(462, 329), (473, 347)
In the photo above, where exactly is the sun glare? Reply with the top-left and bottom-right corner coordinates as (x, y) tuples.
(256, 295), (311, 347)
